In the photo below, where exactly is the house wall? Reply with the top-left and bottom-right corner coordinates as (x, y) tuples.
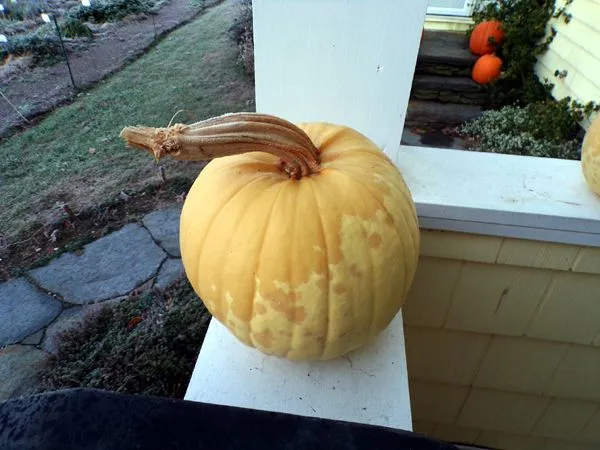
(403, 229), (600, 450)
(535, 0), (600, 129)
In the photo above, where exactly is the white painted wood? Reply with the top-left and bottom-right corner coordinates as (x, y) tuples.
(252, 0), (428, 152)
(390, 145), (600, 247)
(427, 0), (474, 17)
(185, 0), (427, 432)
(543, 34), (600, 91)
(185, 313), (412, 430)
(424, 14), (473, 32)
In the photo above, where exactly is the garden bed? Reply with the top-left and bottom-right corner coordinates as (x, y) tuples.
(0, 0), (223, 138)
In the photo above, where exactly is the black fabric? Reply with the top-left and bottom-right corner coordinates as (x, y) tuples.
(0, 388), (458, 450)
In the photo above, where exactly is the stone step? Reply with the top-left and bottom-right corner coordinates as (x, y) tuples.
(405, 100), (483, 129)
(410, 74), (486, 105)
(416, 30), (477, 77)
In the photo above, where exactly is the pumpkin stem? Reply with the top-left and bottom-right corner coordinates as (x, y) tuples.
(120, 112), (321, 179)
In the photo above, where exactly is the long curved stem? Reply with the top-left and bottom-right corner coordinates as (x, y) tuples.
(120, 112), (321, 178)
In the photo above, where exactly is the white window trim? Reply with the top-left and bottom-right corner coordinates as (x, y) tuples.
(427, 0), (474, 17)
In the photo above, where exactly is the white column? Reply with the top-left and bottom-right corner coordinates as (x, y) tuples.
(185, 0), (427, 431)
(252, 0), (427, 153)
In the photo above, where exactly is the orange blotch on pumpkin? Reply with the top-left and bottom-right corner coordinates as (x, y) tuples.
(314, 276), (328, 293)
(333, 284), (346, 295)
(264, 290), (307, 324)
(291, 307), (306, 323)
(369, 233), (382, 249)
(231, 298), (253, 322)
(252, 329), (273, 349)
(348, 263), (363, 278)
(254, 303), (267, 316)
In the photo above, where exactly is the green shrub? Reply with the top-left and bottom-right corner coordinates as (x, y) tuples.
(228, 0), (253, 77)
(61, 17), (93, 38)
(2, 0), (42, 21)
(66, 0), (166, 23)
(0, 17), (32, 35)
(460, 101), (583, 160)
(469, 0), (559, 108)
(0, 27), (62, 63)
(37, 279), (211, 398)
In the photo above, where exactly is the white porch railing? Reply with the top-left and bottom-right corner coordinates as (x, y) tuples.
(392, 145), (600, 248)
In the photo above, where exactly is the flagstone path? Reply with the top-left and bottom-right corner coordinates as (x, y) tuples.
(0, 205), (186, 402)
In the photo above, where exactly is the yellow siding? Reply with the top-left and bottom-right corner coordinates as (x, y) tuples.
(444, 262), (553, 336)
(473, 337), (567, 395)
(457, 388), (551, 434)
(409, 380), (470, 424)
(413, 420), (437, 435)
(531, 399), (598, 441)
(535, 0), (600, 129)
(476, 431), (546, 450)
(580, 410), (600, 444)
(420, 230), (503, 262)
(573, 246), (600, 274)
(405, 327), (490, 385)
(433, 423), (481, 444)
(403, 229), (600, 449)
(403, 257), (462, 327)
(526, 272), (600, 344)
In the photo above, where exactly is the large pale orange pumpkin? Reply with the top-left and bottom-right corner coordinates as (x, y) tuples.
(582, 113), (600, 196)
(120, 113), (420, 361)
(469, 20), (504, 55)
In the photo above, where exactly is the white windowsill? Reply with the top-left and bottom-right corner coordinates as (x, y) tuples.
(390, 145), (600, 247)
(424, 14), (473, 32)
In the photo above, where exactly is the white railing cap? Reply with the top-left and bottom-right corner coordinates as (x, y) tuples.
(392, 145), (600, 247)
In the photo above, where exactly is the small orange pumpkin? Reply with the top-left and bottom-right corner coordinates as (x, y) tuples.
(469, 20), (504, 55)
(472, 54), (503, 84)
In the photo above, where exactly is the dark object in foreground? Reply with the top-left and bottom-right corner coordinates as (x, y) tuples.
(1, 388), (458, 450)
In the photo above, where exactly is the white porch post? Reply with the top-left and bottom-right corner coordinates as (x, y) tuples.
(184, 0), (427, 431)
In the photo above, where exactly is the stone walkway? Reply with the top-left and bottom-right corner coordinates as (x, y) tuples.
(0, 205), (185, 402)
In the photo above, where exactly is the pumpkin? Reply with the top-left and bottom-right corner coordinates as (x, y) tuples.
(469, 20), (504, 55)
(582, 113), (600, 196)
(472, 54), (503, 84)
(120, 113), (420, 361)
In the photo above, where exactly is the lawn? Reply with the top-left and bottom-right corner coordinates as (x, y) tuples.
(0, 0), (254, 242)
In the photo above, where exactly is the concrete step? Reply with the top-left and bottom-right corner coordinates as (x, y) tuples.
(410, 74), (485, 105)
(416, 30), (477, 77)
(405, 99), (482, 129)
